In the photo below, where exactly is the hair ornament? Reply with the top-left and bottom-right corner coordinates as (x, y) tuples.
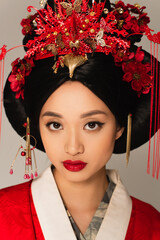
(126, 113), (132, 165)
(9, 117), (38, 180)
(1, 0), (155, 99)
(39, 0), (47, 7)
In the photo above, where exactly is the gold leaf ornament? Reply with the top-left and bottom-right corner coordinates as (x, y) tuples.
(69, 40), (80, 49)
(46, 44), (58, 56)
(63, 54), (88, 78)
(56, 33), (65, 49)
(84, 38), (96, 51)
(74, 0), (82, 13)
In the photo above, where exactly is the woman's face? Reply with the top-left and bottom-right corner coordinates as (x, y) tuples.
(39, 81), (124, 183)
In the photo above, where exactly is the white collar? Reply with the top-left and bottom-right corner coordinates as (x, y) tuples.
(96, 169), (132, 240)
(31, 166), (132, 240)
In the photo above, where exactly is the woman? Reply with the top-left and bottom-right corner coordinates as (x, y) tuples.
(0, 0), (160, 239)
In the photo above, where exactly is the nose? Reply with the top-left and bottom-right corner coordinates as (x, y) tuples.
(64, 129), (84, 156)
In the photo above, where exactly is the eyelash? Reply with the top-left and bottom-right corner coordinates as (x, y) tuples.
(85, 121), (105, 130)
(46, 121), (105, 131)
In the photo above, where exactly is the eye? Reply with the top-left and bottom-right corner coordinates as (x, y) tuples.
(46, 122), (62, 131)
(84, 121), (104, 130)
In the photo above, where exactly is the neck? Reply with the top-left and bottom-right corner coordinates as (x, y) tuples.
(53, 167), (108, 212)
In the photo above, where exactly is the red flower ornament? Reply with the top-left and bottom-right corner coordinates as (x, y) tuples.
(122, 48), (153, 96)
(21, 14), (38, 35)
(112, 1), (150, 34)
(8, 58), (35, 99)
(9, 73), (25, 99)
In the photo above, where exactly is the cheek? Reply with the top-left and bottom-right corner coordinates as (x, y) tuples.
(91, 135), (115, 157)
(39, 125), (66, 165)
(39, 125), (55, 155)
(85, 127), (117, 159)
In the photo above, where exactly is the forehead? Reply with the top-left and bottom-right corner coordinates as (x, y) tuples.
(41, 80), (109, 113)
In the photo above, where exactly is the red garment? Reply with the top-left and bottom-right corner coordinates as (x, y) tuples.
(0, 181), (160, 240)
(0, 181), (44, 240)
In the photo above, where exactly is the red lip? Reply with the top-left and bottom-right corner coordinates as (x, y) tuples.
(63, 160), (87, 172)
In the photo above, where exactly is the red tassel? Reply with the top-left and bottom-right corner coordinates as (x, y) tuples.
(0, 45), (7, 142)
(147, 40), (160, 179)
(152, 43), (157, 177)
(0, 44), (26, 143)
(147, 41), (154, 174)
(146, 28), (160, 179)
(156, 47), (160, 179)
(155, 45), (160, 179)
(0, 58), (5, 142)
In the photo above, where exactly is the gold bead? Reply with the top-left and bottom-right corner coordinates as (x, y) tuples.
(90, 12), (95, 16)
(134, 3), (141, 8)
(64, 28), (67, 32)
(32, 19), (36, 24)
(53, 31), (58, 35)
(113, 19), (117, 24)
(39, 0), (44, 7)
(103, 8), (108, 14)
(90, 29), (95, 33)
(85, 19), (89, 23)
(79, 30), (83, 33)
(41, 48), (44, 51)
(46, 34), (50, 38)
(118, 8), (124, 14)
(65, 32), (69, 36)
(82, 24), (86, 28)
(75, 40), (80, 45)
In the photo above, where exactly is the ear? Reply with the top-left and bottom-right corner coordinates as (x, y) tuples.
(115, 126), (124, 140)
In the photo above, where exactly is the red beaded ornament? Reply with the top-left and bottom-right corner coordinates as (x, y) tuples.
(9, 117), (38, 180)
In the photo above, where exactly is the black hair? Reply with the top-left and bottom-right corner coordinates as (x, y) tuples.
(24, 52), (137, 127)
(20, 52), (138, 151)
(4, 44), (157, 154)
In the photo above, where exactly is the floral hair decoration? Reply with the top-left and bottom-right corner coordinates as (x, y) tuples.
(5, 0), (156, 99)
(0, 0), (160, 179)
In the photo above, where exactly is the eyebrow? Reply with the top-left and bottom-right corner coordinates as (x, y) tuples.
(42, 110), (108, 119)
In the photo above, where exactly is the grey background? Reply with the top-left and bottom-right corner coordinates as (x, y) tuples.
(0, 0), (159, 211)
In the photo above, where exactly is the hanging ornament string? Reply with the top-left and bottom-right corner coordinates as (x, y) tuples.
(9, 117), (38, 179)
(0, 44), (26, 142)
(126, 113), (132, 165)
(0, 45), (7, 142)
(152, 43), (159, 178)
(152, 43), (157, 178)
(147, 41), (154, 175)
(0, 56), (5, 142)
(156, 44), (160, 179)
(146, 28), (160, 179)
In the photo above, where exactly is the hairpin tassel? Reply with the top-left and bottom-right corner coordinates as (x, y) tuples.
(9, 117), (38, 179)
(146, 28), (160, 179)
(126, 113), (132, 165)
